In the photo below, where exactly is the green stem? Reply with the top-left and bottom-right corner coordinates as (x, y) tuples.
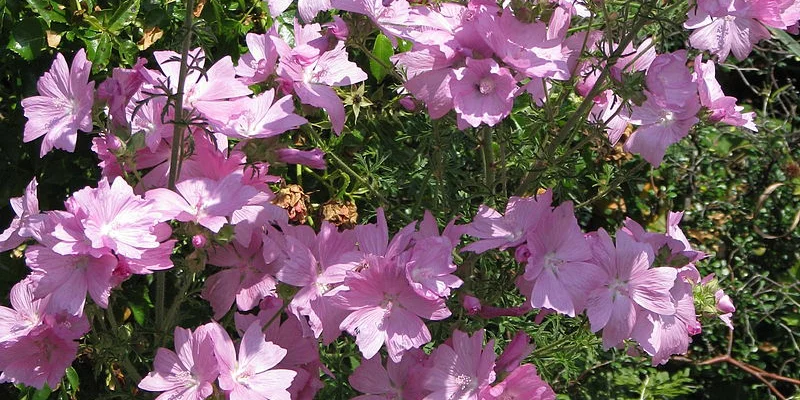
(303, 126), (393, 207)
(106, 298), (143, 385)
(480, 127), (496, 202)
(515, 8), (652, 197)
(167, 0), (196, 190)
(162, 272), (195, 338)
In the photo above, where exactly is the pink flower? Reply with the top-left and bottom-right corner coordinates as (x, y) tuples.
(67, 177), (167, 258)
(631, 276), (700, 365)
(522, 201), (604, 317)
(349, 349), (429, 399)
(26, 245), (118, 314)
(201, 236), (278, 319)
(463, 192), (553, 253)
(626, 52), (700, 166)
(138, 326), (219, 400)
(146, 173), (258, 233)
(0, 326), (80, 389)
(480, 364), (555, 400)
(206, 321), (296, 400)
(148, 48), (251, 111)
(333, 257), (451, 362)
(22, 49), (95, 157)
(693, 55), (756, 130)
(272, 222), (360, 344)
(0, 279), (89, 389)
(423, 329), (496, 400)
(127, 90), (173, 152)
(494, 331), (534, 374)
(450, 58), (518, 128)
(586, 229), (677, 349)
(236, 31), (280, 85)
(275, 32), (367, 134)
(275, 148), (327, 169)
(198, 89), (307, 140)
(0, 178), (44, 252)
(685, 0), (777, 61)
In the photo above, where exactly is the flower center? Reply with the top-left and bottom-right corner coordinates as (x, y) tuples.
(478, 77), (495, 95)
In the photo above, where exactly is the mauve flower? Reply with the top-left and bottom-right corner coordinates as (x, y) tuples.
(236, 31), (279, 85)
(0, 178), (44, 252)
(138, 326), (219, 400)
(586, 229), (677, 349)
(450, 58), (517, 128)
(333, 256), (451, 362)
(424, 329), (496, 400)
(206, 321), (296, 400)
(22, 49), (95, 157)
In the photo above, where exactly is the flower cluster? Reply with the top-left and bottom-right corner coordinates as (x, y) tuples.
(463, 191), (732, 365)
(1, 0), (750, 396)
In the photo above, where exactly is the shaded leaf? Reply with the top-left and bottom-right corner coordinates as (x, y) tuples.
(369, 33), (393, 82)
(7, 17), (45, 61)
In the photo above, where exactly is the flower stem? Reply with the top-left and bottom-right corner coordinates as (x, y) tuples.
(167, 0), (196, 191)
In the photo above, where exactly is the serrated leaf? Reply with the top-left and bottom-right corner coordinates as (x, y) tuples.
(25, 0), (67, 24)
(8, 17), (45, 61)
(85, 32), (113, 73)
(369, 34), (394, 82)
(107, 0), (140, 32)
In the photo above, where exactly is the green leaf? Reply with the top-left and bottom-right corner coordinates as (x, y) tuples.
(85, 32), (113, 73)
(31, 384), (52, 400)
(770, 28), (800, 60)
(369, 34), (394, 82)
(25, 0), (67, 25)
(7, 17), (45, 61)
(65, 366), (80, 391)
(106, 0), (140, 33)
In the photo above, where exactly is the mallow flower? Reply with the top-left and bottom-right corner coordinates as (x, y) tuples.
(22, 49), (95, 157)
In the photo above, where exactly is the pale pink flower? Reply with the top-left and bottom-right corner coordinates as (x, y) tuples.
(0, 279), (47, 343)
(148, 48), (251, 111)
(146, 173), (258, 232)
(715, 288), (736, 329)
(234, 297), (326, 399)
(202, 235), (278, 319)
(22, 49), (95, 157)
(349, 349), (429, 400)
(26, 245), (118, 314)
(272, 222), (360, 344)
(138, 326), (219, 400)
(685, 0), (777, 61)
(236, 31), (280, 85)
(494, 331), (534, 374)
(0, 178), (44, 252)
(693, 55), (756, 130)
(66, 177), (168, 258)
(127, 90), (173, 152)
(479, 364), (555, 400)
(0, 279), (90, 389)
(631, 275), (700, 365)
(333, 257), (451, 362)
(450, 58), (517, 128)
(586, 229), (677, 349)
(423, 329), (496, 400)
(0, 326), (80, 389)
(206, 321), (296, 400)
(275, 32), (367, 134)
(463, 192), (553, 253)
(275, 148), (327, 169)
(522, 201), (604, 316)
(197, 89), (307, 140)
